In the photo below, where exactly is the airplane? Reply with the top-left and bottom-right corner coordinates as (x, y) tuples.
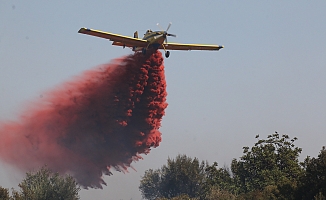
(78, 23), (224, 58)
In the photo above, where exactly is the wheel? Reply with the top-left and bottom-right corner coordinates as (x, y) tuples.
(165, 51), (170, 58)
(142, 48), (147, 55)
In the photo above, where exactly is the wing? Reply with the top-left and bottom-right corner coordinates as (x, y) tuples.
(160, 42), (224, 51)
(78, 28), (147, 47)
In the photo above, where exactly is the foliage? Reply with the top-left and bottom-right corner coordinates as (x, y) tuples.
(17, 167), (80, 200)
(231, 132), (303, 199)
(19, 167), (80, 200)
(139, 132), (326, 200)
(0, 167), (80, 200)
(314, 192), (326, 200)
(0, 186), (10, 200)
(139, 133), (326, 199)
(139, 154), (208, 200)
(297, 146), (326, 199)
(139, 169), (162, 200)
(203, 162), (236, 196)
(157, 194), (199, 200)
(236, 185), (281, 200)
(204, 186), (236, 200)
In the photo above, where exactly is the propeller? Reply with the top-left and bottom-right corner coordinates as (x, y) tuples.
(157, 22), (176, 43)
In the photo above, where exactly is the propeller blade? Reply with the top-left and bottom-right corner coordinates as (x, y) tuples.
(167, 33), (176, 37)
(156, 23), (164, 31)
(166, 22), (172, 32)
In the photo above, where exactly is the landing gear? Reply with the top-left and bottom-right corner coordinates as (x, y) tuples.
(165, 51), (170, 58)
(142, 48), (147, 55)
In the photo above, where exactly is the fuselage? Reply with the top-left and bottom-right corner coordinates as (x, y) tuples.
(134, 30), (166, 51)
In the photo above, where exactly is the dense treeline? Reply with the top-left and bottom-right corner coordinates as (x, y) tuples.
(139, 132), (326, 200)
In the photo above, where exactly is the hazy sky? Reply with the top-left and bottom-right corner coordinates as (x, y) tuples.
(1, 1), (326, 199)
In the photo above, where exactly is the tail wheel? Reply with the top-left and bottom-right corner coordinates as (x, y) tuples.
(142, 48), (147, 55)
(165, 51), (170, 58)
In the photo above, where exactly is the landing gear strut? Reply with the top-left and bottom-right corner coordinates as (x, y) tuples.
(142, 48), (147, 55)
(165, 51), (170, 58)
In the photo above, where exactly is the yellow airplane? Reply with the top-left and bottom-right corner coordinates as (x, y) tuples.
(78, 23), (224, 58)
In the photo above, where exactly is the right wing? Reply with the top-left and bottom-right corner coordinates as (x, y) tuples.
(78, 28), (148, 47)
(161, 42), (224, 51)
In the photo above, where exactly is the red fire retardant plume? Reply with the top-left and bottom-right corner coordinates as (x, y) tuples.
(0, 50), (168, 188)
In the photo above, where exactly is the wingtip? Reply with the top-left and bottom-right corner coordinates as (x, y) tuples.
(78, 27), (90, 33)
(217, 45), (224, 50)
(78, 27), (85, 33)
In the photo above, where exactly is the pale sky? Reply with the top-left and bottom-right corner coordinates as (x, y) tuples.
(1, 1), (326, 199)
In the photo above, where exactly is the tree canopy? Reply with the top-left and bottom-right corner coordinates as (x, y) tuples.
(140, 133), (325, 200)
(231, 132), (303, 199)
(0, 186), (10, 200)
(0, 167), (80, 200)
(298, 146), (326, 199)
(139, 154), (208, 200)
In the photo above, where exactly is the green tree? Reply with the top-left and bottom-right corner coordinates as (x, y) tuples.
(203, 162), (237, 198)
(16, 166), (80, 200)
(139, 169), (162, 200)
(204, 185), (236, 200)
(231, 132), (303, 199)
(0, 186), (10, 200)
(139, 154), (208, 200)
(297, 146), (326, 199)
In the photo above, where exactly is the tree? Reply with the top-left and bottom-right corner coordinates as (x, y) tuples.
(139, 169), (162, 200)
(203, 162), (237, 198)
(16, 166), (80, 200)
(231, 132), (303, 199)
(139, 154), (208, 200)
(0, 186), (10, 200)
(204, 185), (236, 200)
(297, 146), (326, 199)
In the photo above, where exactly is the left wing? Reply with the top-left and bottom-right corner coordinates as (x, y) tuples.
(78, 28), (147, 47)
(160, 42), (224, 51)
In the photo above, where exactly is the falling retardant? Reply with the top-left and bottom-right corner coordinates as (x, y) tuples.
(0, 50), (168, 188)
